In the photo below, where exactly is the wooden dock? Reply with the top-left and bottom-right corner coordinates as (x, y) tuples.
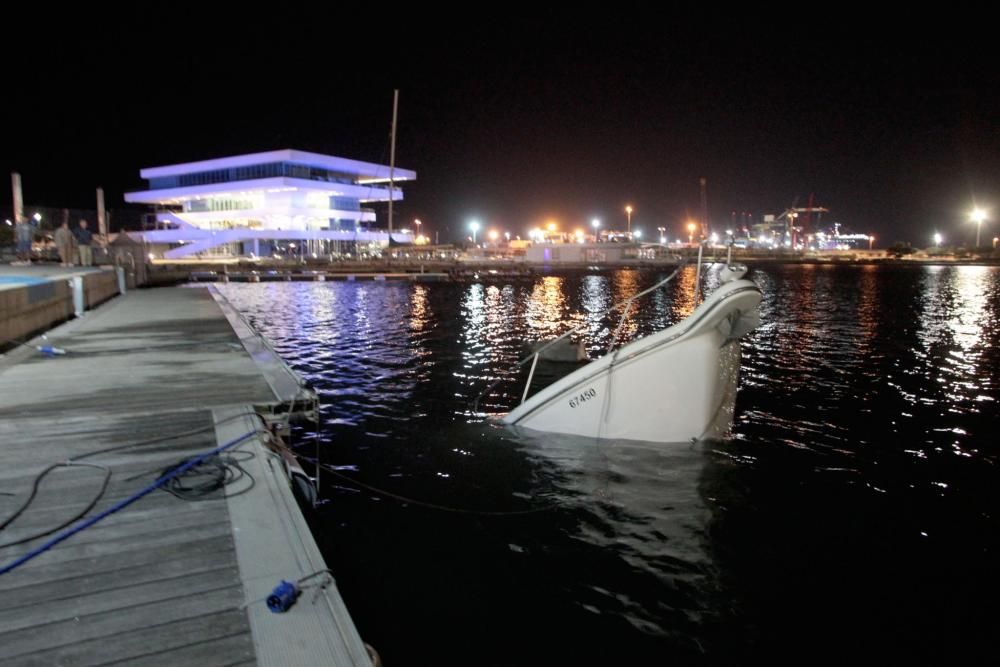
(0, 286), (373, 665)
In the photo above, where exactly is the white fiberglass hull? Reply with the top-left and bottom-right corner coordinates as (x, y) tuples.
(501, 279), (761, 444)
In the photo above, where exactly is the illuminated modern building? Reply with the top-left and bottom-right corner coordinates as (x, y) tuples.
(124, 149), (416, 259)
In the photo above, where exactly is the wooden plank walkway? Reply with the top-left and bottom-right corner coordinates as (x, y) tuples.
(0, 286), (371, 666)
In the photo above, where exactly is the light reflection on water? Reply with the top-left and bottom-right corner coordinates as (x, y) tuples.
(215, 264), (1000, 663)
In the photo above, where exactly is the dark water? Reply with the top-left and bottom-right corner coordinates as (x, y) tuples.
(215, 264), (1000, 664)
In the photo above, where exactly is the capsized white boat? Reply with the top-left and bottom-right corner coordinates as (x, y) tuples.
(498, 261), (762, 444)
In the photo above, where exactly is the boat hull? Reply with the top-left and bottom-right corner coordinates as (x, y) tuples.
(501, 279), (760, 443)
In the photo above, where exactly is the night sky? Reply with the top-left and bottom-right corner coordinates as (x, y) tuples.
(4, 12), (997, 246)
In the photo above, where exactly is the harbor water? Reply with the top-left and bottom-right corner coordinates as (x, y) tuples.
(215, 264), (1000, 664)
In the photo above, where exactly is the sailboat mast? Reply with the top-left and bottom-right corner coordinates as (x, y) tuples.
(387, 89), (399, 238)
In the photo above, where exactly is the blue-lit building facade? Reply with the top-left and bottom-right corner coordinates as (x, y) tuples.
(124, 149), (416, 258)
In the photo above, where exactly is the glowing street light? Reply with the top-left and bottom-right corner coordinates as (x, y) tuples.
(687, 221), (697, 245)
(933, 232), (942, 247)
(469, 220), (480, 244)
(591, 218), (600, 241)
(657, 226), (666, 244)
(414, 219), (422, 238)
(625, 206), (633, 237)
(634, 229), (642, 240)
(488, 229), (499, 243)
(868, 235), (875, 250)
(970, 208), (987, 247)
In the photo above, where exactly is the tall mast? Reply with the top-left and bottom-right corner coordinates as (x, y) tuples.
(387, 89), (399, 238)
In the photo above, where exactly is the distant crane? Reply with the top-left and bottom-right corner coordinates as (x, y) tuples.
(775, 196), (829, 247)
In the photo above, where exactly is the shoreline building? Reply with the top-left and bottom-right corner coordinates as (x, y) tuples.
(124, 149), (416, 259)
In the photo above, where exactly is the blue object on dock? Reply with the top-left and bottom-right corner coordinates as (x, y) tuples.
(266, 580), (301, 613)
(37, 345), (67, 357)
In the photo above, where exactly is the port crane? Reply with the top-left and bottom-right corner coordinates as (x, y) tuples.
(775, 196), (829, 247)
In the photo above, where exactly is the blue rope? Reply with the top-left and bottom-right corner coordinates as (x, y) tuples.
(0, 429), (260, 577)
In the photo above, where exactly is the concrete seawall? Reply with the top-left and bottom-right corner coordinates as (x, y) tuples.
(0, 267), (121, 350)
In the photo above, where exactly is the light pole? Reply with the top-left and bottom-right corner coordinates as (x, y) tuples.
(625, 206), (633, 237)
(933, 232), (942, 247)
(971, 208), (987, 248)
(414, 218), (422, 239)
(592, 218), (600, 242)
(469, 220), (480, 245)
(687, 222), (696, 245)
(868, 235), (875, 250)
(657, 226), (665, 244)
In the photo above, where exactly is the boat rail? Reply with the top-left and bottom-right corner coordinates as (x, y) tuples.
(472, 244), (725, 413)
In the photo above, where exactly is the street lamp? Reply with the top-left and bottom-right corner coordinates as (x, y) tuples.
(687, 222), (696, 245)
(625, 206), (633, 237)
(868, 235), (875, 250)
(933, 232), (942, 247)
(469, 220), (480, 244)
(657, 226), (665, 244)
(414, 219), (422, 238)
(971, 208), (987, 247)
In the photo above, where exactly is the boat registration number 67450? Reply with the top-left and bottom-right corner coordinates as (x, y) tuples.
(568, 387), (597, 408)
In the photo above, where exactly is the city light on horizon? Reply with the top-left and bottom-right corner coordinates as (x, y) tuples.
(971, 207), (988, 247)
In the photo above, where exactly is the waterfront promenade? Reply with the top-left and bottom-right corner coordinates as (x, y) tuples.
(0, 283), (373, 665)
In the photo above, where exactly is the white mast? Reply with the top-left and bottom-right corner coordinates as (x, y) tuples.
(387, 89), (399, 238)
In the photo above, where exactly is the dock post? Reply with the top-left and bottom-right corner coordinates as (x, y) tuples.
(115, 266), (127, 295)
(70, 276), (85, 317)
